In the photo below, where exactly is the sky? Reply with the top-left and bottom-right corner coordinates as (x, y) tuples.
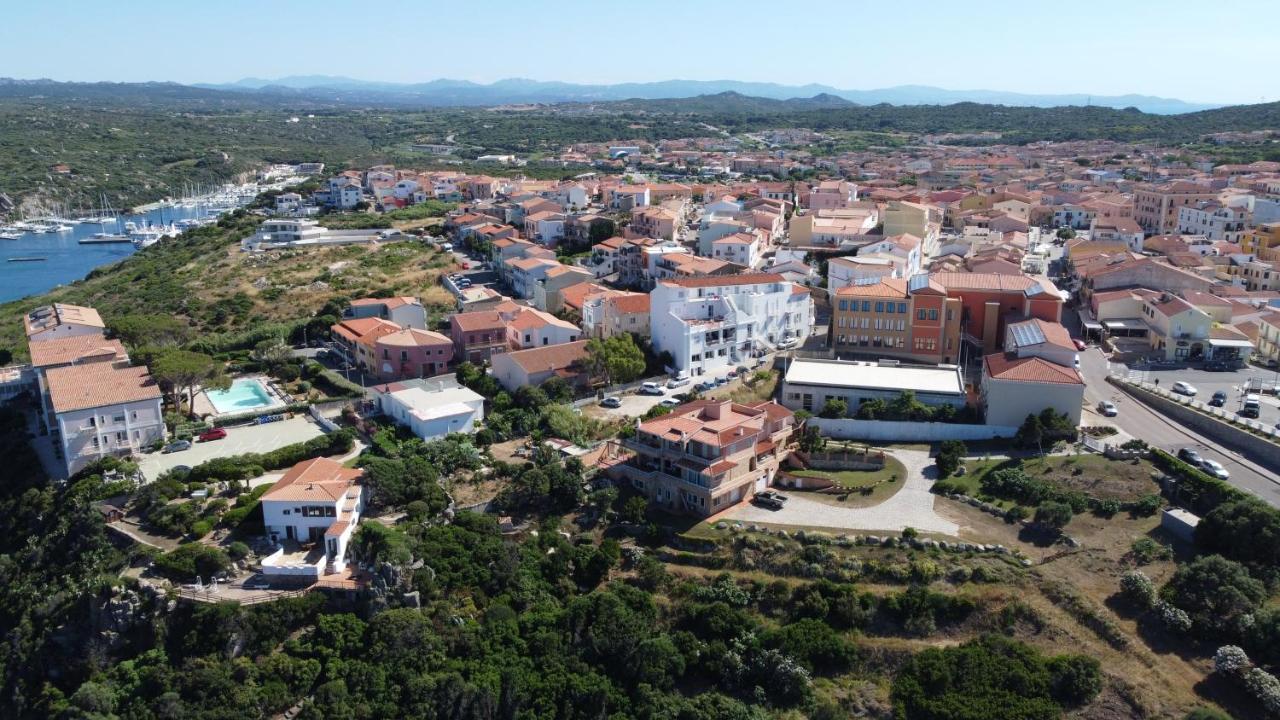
(2, 0), (1277, 105)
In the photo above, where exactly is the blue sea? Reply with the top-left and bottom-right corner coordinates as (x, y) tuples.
(0, 205), (216, 303)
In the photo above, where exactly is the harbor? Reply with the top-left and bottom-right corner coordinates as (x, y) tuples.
(0, 179), (294, 303)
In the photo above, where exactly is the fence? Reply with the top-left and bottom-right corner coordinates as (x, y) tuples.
(810, 417), (1017, 442)
(176, 587), (310, 606)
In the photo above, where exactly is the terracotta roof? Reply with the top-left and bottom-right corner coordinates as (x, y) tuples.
(377, 327), (451, 347)
(332, 317), (401, 345)
(607, 293), (650, 314)
(45, 364), (162, 413)
(502, 340), (589, 374)
(1007, 318), (1074, 350)
(28, 334), (127, 369)
(452, 310), (506, 332)
(262, 458), (363, 503)
(984, 353), (1082, 385)
(1181, 291), (1231, 307)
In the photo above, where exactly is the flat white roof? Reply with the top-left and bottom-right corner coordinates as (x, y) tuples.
(784, 359), (964, 396)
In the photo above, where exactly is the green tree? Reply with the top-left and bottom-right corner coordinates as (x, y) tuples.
(1162, 554), (1266, 637)
(935, 440), (966, 479)
(818, 398), (847, 419)
(110, 313), (192, 349)
(1015, 413), (1045, 449)
(1057, 227), (1076, 240)
(588, 218), (617, 243)
(150, 349), (228, 415)
(583, 334), (646, 386)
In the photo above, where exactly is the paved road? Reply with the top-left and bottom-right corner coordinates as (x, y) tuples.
(1078, 348), (1280, 506)
(721, 450), (959, 535)
(1128, 364), (1280, 427)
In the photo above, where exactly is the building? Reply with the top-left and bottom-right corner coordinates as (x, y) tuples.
(780, 358), (966, 415)
(828, 256), (898, 291)
(650, 274), (813, 375)
(1133, 183), (1216, 236)
(450, 310), (511, 364)
(1176, 201), (1248, 243)
(1089, 218), (1145, 252)
(45, 363), (165, 477)
(260, 458), (365, 578)
(331, 318), (453, 381)
(23, 303), (105, 343)
(614, 399), (795, 516)
(1243, 223), (1280, 260)
(371, 379), (485, 441)
(807, 180), (857, 210)
(343, 297), (427, 330)
(29, 333), (130, 428)
(1004, 318), (1077, 367)
(490, 339), (590, 392)
(585, 292), (651, 339)
(710, 231), (763, 269)
(980, 353), (1084, 429)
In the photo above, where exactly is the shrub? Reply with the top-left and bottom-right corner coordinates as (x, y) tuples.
(1120, 571), (1156, 608)
(1161, 554), (1266, 637)
(1214, 645), (1252, 675)
(1034, 501), (1074, 531)
(227, 541), (251, 561)
(1129, 537), (1171, 565)
(1156, 600), (1193, 634)
(153, 543), (231, 580)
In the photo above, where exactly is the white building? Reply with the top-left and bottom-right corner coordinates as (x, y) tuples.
(45, 363), (165, 477)
(827, 256), (898, 292)
(260, 458), (366, 578)
(710, 232), (763, 269)
(343, 296), (428, 330)
(372, 380), (485, 441)
(650, 273), (813, 375)
(1175, 202), (1249, 244)
(779, 358), (966, 414)
(980, 353), (1084, 429)
(24, 303), (105, 343)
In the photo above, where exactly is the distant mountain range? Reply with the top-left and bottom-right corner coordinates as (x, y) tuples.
(195, 76), (1219, 114)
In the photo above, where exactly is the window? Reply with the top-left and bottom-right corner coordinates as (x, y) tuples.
(898, 302), (907, 314)
(838, 300), (848, 311)
(283, 509), (290, 515)
(112, 413), (125, 423)
(875, 301), (884, 313)
(862, 301), (871, 312)
(929, 309), (939, 320)
(917, 309), (927, 320)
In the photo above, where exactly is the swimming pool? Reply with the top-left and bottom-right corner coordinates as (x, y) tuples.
(205, 378), (278, 415)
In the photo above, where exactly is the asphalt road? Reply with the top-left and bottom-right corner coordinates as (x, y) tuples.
(1079, 347), (1280, 506)
(1127, 364), (1280, 427)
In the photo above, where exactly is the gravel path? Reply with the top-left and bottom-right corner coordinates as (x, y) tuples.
(720, 449), (959, 536)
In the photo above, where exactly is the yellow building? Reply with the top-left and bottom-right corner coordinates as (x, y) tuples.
(1243, 223), (1280, 260)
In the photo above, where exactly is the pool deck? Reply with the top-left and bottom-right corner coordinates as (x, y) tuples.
(193, 376), (289, 419)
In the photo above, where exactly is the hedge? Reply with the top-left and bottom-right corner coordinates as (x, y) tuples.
(181, 428), (356, 484)
(1150, 448), (1244, 516)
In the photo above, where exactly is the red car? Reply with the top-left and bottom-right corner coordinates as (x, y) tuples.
(197, 428), (227, 442)
(1072, 339), (1087, 351)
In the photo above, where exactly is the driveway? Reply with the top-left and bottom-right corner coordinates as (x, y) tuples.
(588, 391), (671, 420)
(139, 416), (325, 480)
(719, 450), (959, 535)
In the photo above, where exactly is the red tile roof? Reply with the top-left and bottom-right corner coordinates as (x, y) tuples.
(262, 458), (363, 503)
(28, 334), (127, 369)
(661, 272), (784, 288)
(983, 353), (1082, 385)
(45, 364), (162, 413)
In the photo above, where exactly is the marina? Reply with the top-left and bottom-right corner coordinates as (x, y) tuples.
(0, 179), (293, 303)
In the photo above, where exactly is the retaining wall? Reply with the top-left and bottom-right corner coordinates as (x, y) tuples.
(810, 417), (1017, 442)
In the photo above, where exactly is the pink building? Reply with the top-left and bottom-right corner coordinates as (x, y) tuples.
(332, 318), (453, 381)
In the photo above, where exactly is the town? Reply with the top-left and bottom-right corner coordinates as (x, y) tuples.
(4, 82), (1280, 719)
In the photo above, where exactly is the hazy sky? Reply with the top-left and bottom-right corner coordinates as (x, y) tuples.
(3, 0), (1276, 104)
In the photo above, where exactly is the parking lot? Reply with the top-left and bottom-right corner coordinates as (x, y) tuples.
(138, 416), (325, 480)
(1125, 364), (1280, 429)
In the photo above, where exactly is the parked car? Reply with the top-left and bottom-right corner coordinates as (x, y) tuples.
(639, 382), (664, 396)
(659, 398), (680, 408)
(1209, 391), (1228, 407)
(440, 243), (453, 251)
(1171, 381), (1198, 396)
(162, 440), (191, 454)
(726, 369), (739, 379)
(197, 428), (227, 442)
(667, 375), (691, 389)
(1097, 401), (1117, 417)
(752, 490), (788, 510)
(1072, 339), (1087, 351)
(1240, 393), (1262, 418)
(599, 396), (622, 409)
(1177, 447), (1203, 465)
(1199, 459), (1230, 480)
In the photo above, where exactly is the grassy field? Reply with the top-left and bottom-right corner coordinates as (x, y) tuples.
(946, 453), (1159, 503)
(787, 455), (909, 508)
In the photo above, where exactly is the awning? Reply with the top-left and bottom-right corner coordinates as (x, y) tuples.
(1207, 338), (1254, 349)
(1102, 318), (1146, 330)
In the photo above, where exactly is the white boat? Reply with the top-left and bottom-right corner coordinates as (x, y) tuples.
(0, 231), (21, 240)
(55, 224), (75, 232)
(80, 233), (131, 244)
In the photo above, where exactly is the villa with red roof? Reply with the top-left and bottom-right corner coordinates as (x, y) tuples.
(612, 398), (796, 516)
(260, 458), (366, 578)
(331, 317), (453, 382)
